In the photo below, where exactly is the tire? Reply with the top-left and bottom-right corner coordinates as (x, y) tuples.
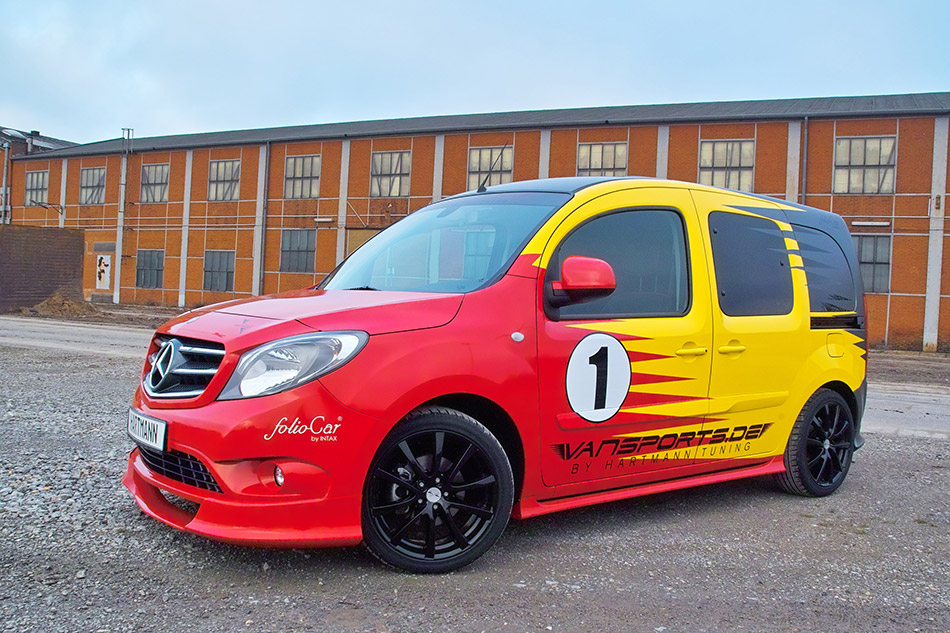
(775, 388), (855, 497)
(361, 406), (515, 573)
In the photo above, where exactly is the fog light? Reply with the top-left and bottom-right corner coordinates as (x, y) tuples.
(274, 466), (284, 487)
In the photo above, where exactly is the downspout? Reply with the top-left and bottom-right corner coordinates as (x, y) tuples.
(800, 116), (809, 205)
(259, 141), (271, 295)
(1, 141), (9, 224)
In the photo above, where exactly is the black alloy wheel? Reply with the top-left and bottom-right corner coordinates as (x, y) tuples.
(362, 407), (514, 573)
(776, 388), (855, 497)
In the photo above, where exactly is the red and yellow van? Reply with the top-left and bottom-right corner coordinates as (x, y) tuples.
(124, 177), (867, 572)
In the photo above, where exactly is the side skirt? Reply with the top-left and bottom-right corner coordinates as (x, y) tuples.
(513, 455), (785, 520)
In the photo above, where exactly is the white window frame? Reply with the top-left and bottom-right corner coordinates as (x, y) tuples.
(467, 146), (513, 191)
(698, 140), (754, 192)
(577, 142), (627, 177)
(370, 150), (411, 197)
(25, 170), (49, 206)
(141, 163), (170, 203)
(833, 136), (896, 195)
(79, 167), (106, 205)
(208, 159), (241, 202)
(284, 155), (321, 199)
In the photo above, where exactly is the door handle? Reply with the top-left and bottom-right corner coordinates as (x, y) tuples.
(718, 345), (747, 354)
(675, 347), (708, 357)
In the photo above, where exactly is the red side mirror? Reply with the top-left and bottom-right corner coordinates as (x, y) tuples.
(549, 256), (616, 307)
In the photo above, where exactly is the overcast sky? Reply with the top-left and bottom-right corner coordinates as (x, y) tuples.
(2, 0), (947, 144)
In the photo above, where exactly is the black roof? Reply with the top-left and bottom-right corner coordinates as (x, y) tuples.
(17, 91), (950, 160)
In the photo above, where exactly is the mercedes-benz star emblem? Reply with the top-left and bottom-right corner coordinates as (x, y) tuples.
(148, 339), (180, 391)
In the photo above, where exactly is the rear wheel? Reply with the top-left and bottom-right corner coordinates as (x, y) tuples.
(361, 406), (514, 573)
(776, 389), (855, 497)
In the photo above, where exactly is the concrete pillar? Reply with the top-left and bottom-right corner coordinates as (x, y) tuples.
(113, 155), (127, 304)
(656, 125), (670, 179)
(335, 139), (351, 264)
(178, 150), (193, 308)
(432, 134), (445, 201)
(785, 121), (802, 201)
(923, 116), (948, 352)
(251, 144), (267, 296)
(539, 130), (551, 179)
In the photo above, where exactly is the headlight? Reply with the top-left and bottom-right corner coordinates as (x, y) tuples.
(218, 331), (368, 400)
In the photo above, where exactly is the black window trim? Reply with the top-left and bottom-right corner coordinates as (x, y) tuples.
(543, 205), (694, 322)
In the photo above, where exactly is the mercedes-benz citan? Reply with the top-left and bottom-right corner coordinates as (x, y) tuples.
(124, 177), (867, 572)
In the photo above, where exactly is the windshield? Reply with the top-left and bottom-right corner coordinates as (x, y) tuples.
(322, 192), (570, 293)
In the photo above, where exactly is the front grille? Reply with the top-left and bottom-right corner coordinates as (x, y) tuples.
(144, 335), (225, 399)
(137, 444), (223, 493)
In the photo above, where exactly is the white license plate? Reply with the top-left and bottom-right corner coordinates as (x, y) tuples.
(128, 409), (167, 452)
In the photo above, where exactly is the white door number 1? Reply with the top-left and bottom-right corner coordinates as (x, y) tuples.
(565, 333), (632, 423)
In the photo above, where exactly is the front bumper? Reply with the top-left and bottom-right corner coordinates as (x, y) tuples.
(123, 449), (362, 547)
(122, 380), (387, 547)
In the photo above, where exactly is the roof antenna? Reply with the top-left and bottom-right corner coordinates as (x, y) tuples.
(476, 142), (509, 193)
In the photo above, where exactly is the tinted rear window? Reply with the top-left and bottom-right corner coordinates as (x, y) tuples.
(708, 211), (793, 316)
(793, 225), (856, 312)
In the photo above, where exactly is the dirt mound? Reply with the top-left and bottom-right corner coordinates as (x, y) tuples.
(21, 293), (101, 319)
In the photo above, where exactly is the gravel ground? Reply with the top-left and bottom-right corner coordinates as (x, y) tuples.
(1, 345), (948, 633)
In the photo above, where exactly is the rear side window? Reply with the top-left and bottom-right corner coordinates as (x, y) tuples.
(793, 225), (856, 312)
(553, 209), (690, 318)
(708, 211), (793, 316)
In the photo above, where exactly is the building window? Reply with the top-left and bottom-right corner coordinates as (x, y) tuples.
(25, 170), (49, 206)
(280, 229), (316, 273)
(208, 159), (241, 201)
(371, 151), (411, 197)
(577, 142), (627, 177)
(136, 249), (164, 289)
(284, 155), (320, 199)
(141, 163), (170, 203)
(467, 146), (513, 190)
(203, 250), (235, 292)
(852, 235), (890, 293)
(834, 137), (896, 194)
(79, 167), (106, 205)
(698, 140), (754, 192)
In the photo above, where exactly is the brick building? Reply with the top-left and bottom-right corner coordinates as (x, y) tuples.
(7, 92), (950, 350)
(1, 126), (75, 224)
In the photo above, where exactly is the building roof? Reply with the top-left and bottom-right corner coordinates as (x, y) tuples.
(16, 91), (950, 160)
(1, 127), (76, 153)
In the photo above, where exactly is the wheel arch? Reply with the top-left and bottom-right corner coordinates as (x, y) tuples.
(413, 393), (526, 501)
(818, 380), (859, 423)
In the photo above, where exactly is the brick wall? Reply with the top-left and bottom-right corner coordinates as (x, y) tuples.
(0, 225), (83, 312)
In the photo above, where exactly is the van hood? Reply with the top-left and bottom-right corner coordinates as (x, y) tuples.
(189, 288), (464, 335)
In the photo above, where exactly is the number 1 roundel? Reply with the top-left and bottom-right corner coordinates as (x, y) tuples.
(565, 333), (632, 423)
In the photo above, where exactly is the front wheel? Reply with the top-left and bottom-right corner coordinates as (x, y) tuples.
(361, 406), (514, 573)
(776, 388), (855, 497)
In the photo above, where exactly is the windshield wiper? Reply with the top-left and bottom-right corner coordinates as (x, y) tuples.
(343, 286), (380, 291)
